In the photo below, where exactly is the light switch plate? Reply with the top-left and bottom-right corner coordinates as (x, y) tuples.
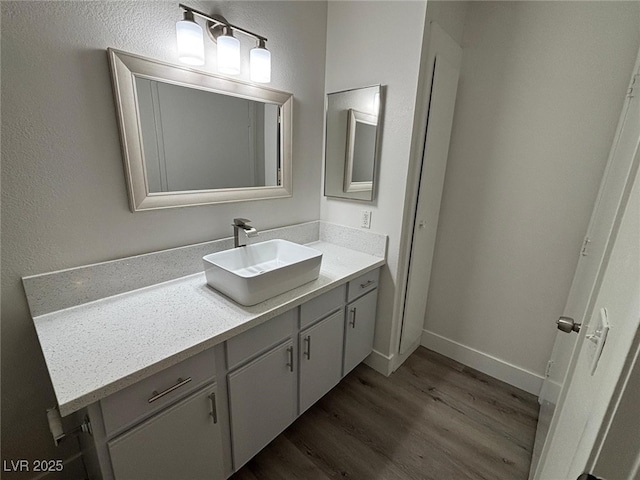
(361, 211), (371, 229)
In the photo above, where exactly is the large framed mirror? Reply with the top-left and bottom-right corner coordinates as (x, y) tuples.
(108, 48), (293, 211)
(324, 85), (382, 201)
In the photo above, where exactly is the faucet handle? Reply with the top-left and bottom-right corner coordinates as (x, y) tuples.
(233, 218), (252, 227)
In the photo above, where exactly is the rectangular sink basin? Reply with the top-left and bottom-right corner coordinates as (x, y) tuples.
(203, 239), (323, 306)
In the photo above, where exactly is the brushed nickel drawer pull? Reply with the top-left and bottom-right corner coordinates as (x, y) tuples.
(208, 392), (218, 424)
(148, 377), (192, 403)
(286, 346), (294, 372)
(360, 280), (374, 289)
(304, 335), (311, 360)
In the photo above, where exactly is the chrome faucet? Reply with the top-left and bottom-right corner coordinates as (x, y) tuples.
(232, 218), (259, 247)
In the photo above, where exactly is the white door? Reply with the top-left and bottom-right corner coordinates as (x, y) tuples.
(400, 23), (462, 354)
(532, 54), (640, 479)
(536, 144), (640, 480)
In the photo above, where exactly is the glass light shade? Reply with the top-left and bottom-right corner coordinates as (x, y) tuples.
(250, 46), (271, 83)
(176, 19), (205, 66)
(217, 34), (240, 75)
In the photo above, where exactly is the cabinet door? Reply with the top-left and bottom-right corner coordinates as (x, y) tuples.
(108, 384), (224, 480)
(299, 310), (345, 414)
(227, 340), (296, 470)
(344, 289), (378, 376)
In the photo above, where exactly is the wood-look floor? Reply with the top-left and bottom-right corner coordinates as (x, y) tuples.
(231, 347), (539, 480)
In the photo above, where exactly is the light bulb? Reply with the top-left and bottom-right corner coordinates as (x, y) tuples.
(176, 12), (205, 66)
(217, 30), (240, 75)
(250, 41), (271, 83)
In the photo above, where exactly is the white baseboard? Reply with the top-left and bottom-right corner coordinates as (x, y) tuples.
(421, 329), (544, 396)
(364, 348), (395, 376)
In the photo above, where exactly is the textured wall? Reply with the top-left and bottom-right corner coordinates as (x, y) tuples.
(424, 2), (640, 378)
(1, 1), (327, 477)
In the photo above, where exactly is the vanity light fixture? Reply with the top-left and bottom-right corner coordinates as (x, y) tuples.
(176, 4), (271, 83)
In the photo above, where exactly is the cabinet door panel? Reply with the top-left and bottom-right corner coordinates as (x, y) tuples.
(108, 384), (224, 480)
(227, 340), (296, 470)
(344, 289), (378, 375)
(299, 310), (344, 413)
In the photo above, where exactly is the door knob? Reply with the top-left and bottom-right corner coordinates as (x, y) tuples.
(557, 316), (581, 334)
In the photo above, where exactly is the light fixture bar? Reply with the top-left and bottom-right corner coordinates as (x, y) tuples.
(178, 4), (267, 44)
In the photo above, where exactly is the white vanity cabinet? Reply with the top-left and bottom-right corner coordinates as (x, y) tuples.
(225, 309), (298, 470)
(108, 384), (224, 480)
(79, 268), (380, 480)
(344, 270), (379, 376)
(227, 340), (297, 469)
(299, 309), (345, 414)
(81, 347), (227, 480)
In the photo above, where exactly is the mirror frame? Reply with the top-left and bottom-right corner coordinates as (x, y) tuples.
(108, 48), (293, 212)
(323, 84), (383, 202)
(343, 109), (377, 193)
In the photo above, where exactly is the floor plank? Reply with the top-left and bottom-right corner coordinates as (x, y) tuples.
(232, 347), (539, 479)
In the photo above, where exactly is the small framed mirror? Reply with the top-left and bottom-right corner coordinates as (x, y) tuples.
(324, 85), (383, 201)
(108, 49), (293, 212)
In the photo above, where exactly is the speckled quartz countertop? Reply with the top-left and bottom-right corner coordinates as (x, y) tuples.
(31, 238), (385, 416)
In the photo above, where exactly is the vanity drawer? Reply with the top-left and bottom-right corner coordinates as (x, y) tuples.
(347, 269), (380, 303)
(300, 285), (346, 329)
(100, 347), (216, 437)
(226, 309), (296, 370)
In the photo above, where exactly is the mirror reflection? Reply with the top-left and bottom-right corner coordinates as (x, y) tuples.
(136, 78), (281, 193)
(324, 85), (382, 201)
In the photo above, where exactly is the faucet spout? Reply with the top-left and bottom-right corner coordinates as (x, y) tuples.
(232, 218), (259, 247)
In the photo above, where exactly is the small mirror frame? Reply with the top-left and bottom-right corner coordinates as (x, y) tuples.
(323, 84), (383, 202)
(108, 48), (293, 212)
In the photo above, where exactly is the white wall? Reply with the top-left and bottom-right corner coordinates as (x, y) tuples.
(1, 1), (327, 476)
(423, 2), (640, 388)
(321, 1), (428, 366)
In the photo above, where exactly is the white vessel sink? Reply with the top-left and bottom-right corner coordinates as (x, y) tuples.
(203, 239), (323, 306)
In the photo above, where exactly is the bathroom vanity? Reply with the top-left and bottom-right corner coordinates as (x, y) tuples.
(24, 221), (386, 479)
